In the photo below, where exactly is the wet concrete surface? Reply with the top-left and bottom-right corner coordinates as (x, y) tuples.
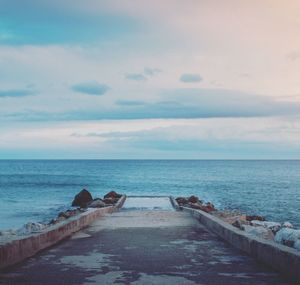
(0, 211), (293, 285)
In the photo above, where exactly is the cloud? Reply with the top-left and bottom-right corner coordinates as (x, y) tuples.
(115, 100), (146, 106)
(2, 88), (300, 122)
(125, 67), (162, 81)
(71, 82), (110, 95)
(125, 73), (147, 81)
(68, 117), (300, 158)
(0, 88), (35, 98)
(143, 67), (162, 76)
(2, 117), (300, 159)
(180, 73), (202, 83)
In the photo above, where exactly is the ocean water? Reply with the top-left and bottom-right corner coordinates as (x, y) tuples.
(0, 160), (299, 230)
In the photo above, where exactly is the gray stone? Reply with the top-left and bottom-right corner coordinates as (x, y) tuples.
(88, 199), (106, 208)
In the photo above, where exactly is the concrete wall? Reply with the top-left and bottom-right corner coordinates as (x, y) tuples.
(0, 195), (126, 269)
(181, 206), (300, 282)
(169, 196), (180, 210)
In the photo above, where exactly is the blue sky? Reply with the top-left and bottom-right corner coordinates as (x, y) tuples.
(0, 0), (300, 159)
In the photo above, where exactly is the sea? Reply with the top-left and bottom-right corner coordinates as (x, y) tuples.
(0, 160), (299, 230)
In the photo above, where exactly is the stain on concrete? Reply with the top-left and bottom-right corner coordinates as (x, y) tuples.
(71, 232), (92, 240)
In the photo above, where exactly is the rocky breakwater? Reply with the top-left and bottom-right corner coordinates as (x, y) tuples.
(176, 196), (216, 213)
(176, 195), (300, 251)
(43, 189), (123, 227)
(71, 189), (122, 208)
(0, 189), (123, 241)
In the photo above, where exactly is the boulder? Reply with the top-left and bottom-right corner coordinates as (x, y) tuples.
(17, 222), (46, 235)
(242, 225), (274, 240)
(250, 220), (281, 234)
(189, 202), (203, 210)
(188, 195), (199, 204)
(103, 197), (118, 205)
(89, 199), (106, 208)
(104, 191), (122, 199)
(294, 240), (300, 250)
(187, 201), (215, 213)
(275, 228), (300, 249)
(71, 189), (93, 208)
(200, 202), (215, 213)
(58, 209), (79, 219)
(58, 211), (69, 219)
(0, 229), (17, 236)
(56, 216), (67, 223)
(282, 221), (294, 229)
(48, 219), (57, 225)
(225, 215), (247, 226)
(232, 220), (243, 229)
(246, 215), (265, 222)
(175, 197), (188, 205)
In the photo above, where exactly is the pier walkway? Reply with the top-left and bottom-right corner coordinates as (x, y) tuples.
(0, 197), (292, 285)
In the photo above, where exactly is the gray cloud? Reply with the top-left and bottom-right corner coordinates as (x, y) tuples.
(125, 67), (162, 81)
(71, 130), (150, 138)
(144, 67), (162, 76)
(4, 88), (300, 121)
(125, 73), (147, 81)
(0, 88), (35, 98)
(115, 100), (146, 106)
(71, 81), (110, 95)
(70, 126), (300, 159)
(180, 73), (202, 83)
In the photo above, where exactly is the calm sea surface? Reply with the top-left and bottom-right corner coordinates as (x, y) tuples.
(0, 160), (299, 230)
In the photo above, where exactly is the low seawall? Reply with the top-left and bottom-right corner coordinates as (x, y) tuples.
(178, 203), (300, 282)
(0, 195), (126, 270)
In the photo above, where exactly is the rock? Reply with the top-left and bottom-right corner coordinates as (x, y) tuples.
(246, 215), (265, 222)
(104, 191), (122, 199)
(58, 209), (79, 219)
(188, 195), (199, 204)
(282, 221), (294, 229)
(0, 229), (17, 236)
(189, 203), (203, 210)
(48, 219), (57, 225)
(187, 201), (215, 213)
(294, 240), (300, 250)
(175, 197), (188, 205)
(275, 228), (300, 249)
(250, 220), (281, 234)
(200, 202), (215, 213)
(242, 225), (274, 240)
(58, 211), (68, 219)
(56, 216), (67, 223)
(226, 215), (248, 226)
(17, 222), (46, 235)
(89, 199), (106, 208)
(103, 197), (118, 205)
(232, 220), (243, 229)
(71, 189), (93, 208)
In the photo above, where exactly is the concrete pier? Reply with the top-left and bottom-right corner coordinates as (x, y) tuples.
(0, 197), (293, 285)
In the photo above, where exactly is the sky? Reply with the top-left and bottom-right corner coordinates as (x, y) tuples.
(0, 0), (300, 159)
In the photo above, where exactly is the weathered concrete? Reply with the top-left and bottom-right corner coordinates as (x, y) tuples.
(180, 205), (300, 283)
(0, 196), (126, 269)
(0, 209), (293, 285)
